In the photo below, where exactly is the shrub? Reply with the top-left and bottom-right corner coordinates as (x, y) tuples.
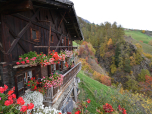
(143, 53), (152, 59)
(135, 51), (143, 64)
(79, 58), (94, 74)
(139, 75), (152, 97)
(138, 69), (150, 82)
(130, 53), (136, 66)
(100, 75), (111, 86)
(142, 30), (145, 33)
(125, 76), (140, 93)
(93, 71), (103, 81)
(124, 59), (131, 73)
(110, 57), (117, 74)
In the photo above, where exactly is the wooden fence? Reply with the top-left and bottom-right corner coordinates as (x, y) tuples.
(43, 62), (81, 106)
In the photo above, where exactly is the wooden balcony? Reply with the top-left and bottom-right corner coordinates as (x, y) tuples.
(43, 62), (81, 106)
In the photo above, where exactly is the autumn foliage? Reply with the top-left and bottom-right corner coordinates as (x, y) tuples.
(100, 75), (111, 86)
(139, 75), (152, 97)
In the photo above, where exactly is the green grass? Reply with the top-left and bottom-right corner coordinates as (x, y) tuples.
(75, 70), (152, 114)
(72, 41), (79, 46)
(124, 30), (152, 54)
(125, 30), (152, 44)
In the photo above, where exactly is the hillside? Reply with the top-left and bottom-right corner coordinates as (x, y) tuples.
(124, 35), (152, 54)
(73, 70), (152, 114)
(125, 29), (152, 44)
(76, 18), (152, 99)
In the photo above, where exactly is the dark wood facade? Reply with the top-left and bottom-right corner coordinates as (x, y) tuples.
(0, 0), (83, 94)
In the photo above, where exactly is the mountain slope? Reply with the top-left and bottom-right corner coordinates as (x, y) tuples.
(125, 29), (152, 44)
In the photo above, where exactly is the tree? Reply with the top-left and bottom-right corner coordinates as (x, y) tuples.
(125, 75), (140, 93)
(138, 69), (150, 81)
(148, 40), (152, 46)
(142, 30), (145, 33)
(124, 58), (131, 73)
(107, 38), (113, 47)
(139, 75), (152, 97)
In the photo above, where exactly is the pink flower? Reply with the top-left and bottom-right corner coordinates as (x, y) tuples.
(16, 62), (20, 65)
(33, 57), (36, 60)
(21, 61), (25, 65)
(25, 57), (28, 60)
(26, 60), (30, 63)
(19, 58), (22, 60)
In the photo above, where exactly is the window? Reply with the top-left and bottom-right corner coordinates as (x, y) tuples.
(30, 28), (40, 42)
(32, 30), (36, 39)
(24, 71), (32, 84)
(62, 39), (64, 44)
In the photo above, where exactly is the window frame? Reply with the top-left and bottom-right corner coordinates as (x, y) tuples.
(30, 28), (40, 42)
(50, 35), (54, 43)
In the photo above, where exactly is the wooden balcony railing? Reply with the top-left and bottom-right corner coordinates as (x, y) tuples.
(43, 62), (81, 106)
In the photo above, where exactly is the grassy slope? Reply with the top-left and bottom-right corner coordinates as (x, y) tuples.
(125, 30), (152, 54)
(76, 70), (123, 113)
(75, 70), (152, 114)
(125, 30), (152, 44)
(73, 41), (79, 46)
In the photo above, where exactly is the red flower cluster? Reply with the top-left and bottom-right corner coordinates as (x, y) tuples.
(53, 52), (61, 63)
(65, 62), (68, 68)
(87, 99), (91, 104)
(75, 110), (81, 114)
(103, 103), (114, 113)
(17, 97), (25, 105)
(118, 105), (127, 114)
(20, 103), (34, 112)
(0, 84), (34, 113)
(0, 84), (8, 93)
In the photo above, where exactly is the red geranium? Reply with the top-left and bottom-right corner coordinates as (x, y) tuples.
(4, 99), (13, 106)
(33, 86), (37, 90)
(103, 103), (114, 113)
(27, 103), (34, 109)
(8, 90), (14, 96)
(21, 61), (25, 65)
(4, 84), (8, 91)
(17, 97), (25, 105)
(20, 105), (27, 112)
(16, 62), (20, 65)
(0, 87), (4, 93)
(87, 99), (91, 103)
(67, 112), (72, 114)
(75, 110), (81, 114)
(26, 60), (30, 63)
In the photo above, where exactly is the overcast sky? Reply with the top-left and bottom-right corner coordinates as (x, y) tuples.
(70, 0), (152, 31)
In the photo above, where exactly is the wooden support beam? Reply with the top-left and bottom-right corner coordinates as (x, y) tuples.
(39, 45), (74, 48)
(48, 23), (51, 56)
(49, 10), (55, 24)
(58, 12), (66, 30)
(6, 9), (40, 54)
(55, 35), (63, 52)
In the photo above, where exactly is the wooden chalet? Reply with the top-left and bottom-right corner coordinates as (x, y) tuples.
(0, 0), (83, 112)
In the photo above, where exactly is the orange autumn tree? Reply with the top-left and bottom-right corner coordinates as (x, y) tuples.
(139, 75), (152, 96)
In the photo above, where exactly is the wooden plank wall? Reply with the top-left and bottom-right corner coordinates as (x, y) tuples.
(0, 14), (4, 62)
(1, 7), (73, 63)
